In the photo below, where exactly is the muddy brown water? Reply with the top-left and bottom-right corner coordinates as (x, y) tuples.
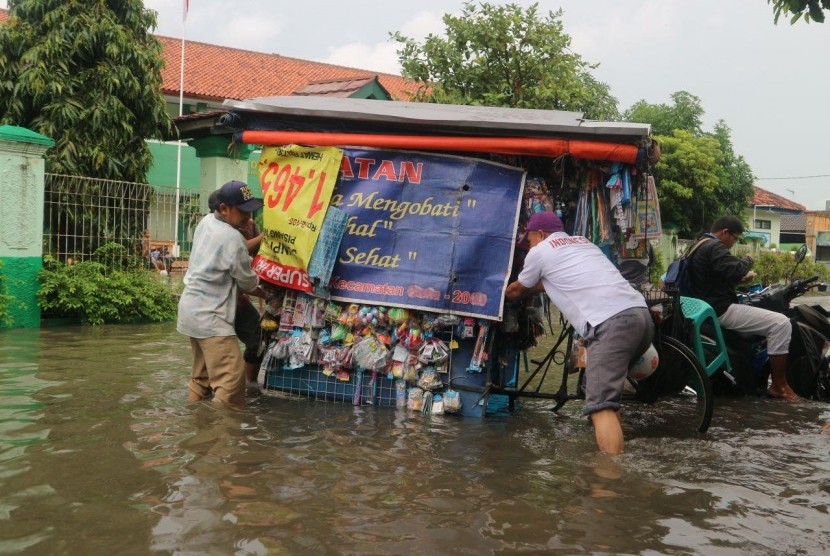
(1, 323), (829, 555)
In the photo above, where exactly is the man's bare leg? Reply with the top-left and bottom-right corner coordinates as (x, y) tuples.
(767, 354), (799, 401)
(244, 361), (259, 384)
(591, 409), (624, 455)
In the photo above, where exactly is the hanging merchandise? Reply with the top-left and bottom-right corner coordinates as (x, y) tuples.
(606, 163), (631, 231)
(353, 334), (391, 371)
(431, 393), (444, 414)
(524, 177), (554, 215)
(407, 387), (424, 411)
(395, 379), (407, 408)
(467, 322), (491, 373)
(278, 291), (297, 333)
(307, 206), (348, 297)
(457, 317), (476, 339)
(631, 174), (663, 239)
(443, 390), (462, 413)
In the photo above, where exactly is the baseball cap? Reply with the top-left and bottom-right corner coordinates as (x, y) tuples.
(216, 180), (263, 213)
(518, 211), (564, 245)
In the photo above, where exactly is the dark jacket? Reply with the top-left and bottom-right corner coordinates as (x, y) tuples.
(687, 234), (753, 316)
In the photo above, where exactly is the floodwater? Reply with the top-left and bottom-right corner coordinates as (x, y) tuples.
(1, 323), (829, 555)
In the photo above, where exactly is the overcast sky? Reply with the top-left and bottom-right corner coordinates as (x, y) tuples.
(4, 1), (828, 210)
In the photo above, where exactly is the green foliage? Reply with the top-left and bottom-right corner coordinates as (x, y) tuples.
(625, 92), (754, 237)
(392, 1), (619, 120)
(90, 241), (144, 271)
(752, 250), (830, 286)
(651, 129), (723, 236)
(38, 254), (177, 325)
(0, 0), (173, 182)
(0, 261), (14, 326)
(753, 251), (789, 285)
(710, 121), (755, 224)
(648, 247), (665, 288)
(770, 0), (829, 23)
(624, 91), (704, 136)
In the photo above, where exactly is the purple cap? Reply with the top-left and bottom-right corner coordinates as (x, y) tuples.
(217, 180), (263, 213)
(518, 212), (564, 245)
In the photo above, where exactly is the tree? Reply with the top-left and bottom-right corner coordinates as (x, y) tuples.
(769, 0), (829, 23)
(711, 121), (754, 224)
(624, 91), (704, 137)
(392, 1), (619, 120)
(650, 129), (723, 236)
(624, 93), (755, 237)
(0, 0), (173, 182)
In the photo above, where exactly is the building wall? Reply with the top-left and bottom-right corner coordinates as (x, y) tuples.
(146, 140), (201, 191)
(806, 212), (830, 263)
(742, 208), (782, 247)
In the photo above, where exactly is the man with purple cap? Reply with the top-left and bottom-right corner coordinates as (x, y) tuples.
(506, 212), (652, 454)
(177, 180), (264, 409)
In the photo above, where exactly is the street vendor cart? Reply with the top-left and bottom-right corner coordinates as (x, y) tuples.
(175, 96), (668, 419)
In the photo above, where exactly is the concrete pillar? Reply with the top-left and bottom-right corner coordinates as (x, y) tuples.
(188, 136), (254, 213)
(0, 126), (54, 329)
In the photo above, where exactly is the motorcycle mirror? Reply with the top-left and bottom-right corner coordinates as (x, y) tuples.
(795, 244), (808, 264)
(788, 244), (809, 282)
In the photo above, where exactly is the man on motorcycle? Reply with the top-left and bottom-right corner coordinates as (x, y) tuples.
(687, 215), (799, 401)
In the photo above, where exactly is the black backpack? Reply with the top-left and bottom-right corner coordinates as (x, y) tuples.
(664, 238), (710, 296)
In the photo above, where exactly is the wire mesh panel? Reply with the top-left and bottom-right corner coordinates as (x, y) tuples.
(265, 365), (399, 407)
(42, 173), (201, 270)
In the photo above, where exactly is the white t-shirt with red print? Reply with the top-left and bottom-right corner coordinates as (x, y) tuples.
(517, 232), (646, 336)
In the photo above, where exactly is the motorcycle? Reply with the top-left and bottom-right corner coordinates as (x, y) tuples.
(711, 244), (830, 400)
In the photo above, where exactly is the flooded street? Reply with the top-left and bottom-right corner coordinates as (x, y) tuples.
(1, 323), (829, 555)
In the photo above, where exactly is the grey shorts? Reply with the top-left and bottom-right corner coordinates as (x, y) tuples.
(582, 307), (654, 416)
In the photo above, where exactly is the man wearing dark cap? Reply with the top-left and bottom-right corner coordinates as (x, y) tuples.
(506, 212), (653, 454)
(177, 180), (264, 409)
(207, 189), (266, 387)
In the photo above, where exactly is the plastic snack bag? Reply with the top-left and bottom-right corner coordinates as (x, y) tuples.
(443, 390), (462, 413)
(407, 387), (424, 411)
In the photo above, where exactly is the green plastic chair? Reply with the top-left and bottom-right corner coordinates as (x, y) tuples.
(680, 296), (732, 377)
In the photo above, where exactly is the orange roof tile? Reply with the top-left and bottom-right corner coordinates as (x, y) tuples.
(751, 185), (805, 212)
(0, 9), (419, 102)
(158, 35), (418, 102)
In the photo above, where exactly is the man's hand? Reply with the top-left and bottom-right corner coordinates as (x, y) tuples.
(740, 271), (757, 283)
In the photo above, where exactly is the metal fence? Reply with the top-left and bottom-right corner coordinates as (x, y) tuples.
(43, 173), (201, 272)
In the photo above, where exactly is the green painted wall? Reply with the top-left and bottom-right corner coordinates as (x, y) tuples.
(246, 149), (263, 197)
(146, 141), (201, 191)
(147, 140), (264, 196)
(0, 256), (42, 328)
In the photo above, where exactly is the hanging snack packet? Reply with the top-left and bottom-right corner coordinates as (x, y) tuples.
(443, 390), (462, 413)
(279, 291), (297, 333)
(407, 388), (424, 411)
(324, 301), (342, 323)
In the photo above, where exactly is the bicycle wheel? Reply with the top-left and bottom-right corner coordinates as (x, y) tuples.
(625, 336), (714, 434)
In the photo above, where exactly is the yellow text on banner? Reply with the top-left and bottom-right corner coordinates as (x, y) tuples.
(253, 145), (343, 292)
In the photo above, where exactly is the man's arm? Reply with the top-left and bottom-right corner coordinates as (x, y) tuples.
(709, 243), (753, 284)
(506, 280), (544, 301)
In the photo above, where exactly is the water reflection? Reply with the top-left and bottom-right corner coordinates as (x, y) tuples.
(0, 323), (828, 554)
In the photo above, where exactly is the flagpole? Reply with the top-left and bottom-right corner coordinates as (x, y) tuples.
(172, 2), (187, 258)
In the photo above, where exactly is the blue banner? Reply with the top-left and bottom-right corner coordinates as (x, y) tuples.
(327, 148), (525, 320)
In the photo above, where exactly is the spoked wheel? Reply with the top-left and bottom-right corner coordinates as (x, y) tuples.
(624, 336), (714, 434)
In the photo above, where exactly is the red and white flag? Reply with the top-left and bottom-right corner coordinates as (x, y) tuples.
(183, 0), (189, 21)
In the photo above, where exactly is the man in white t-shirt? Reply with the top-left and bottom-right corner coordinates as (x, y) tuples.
(177, 180), (263, 409)
(506, 212), (653, 454)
